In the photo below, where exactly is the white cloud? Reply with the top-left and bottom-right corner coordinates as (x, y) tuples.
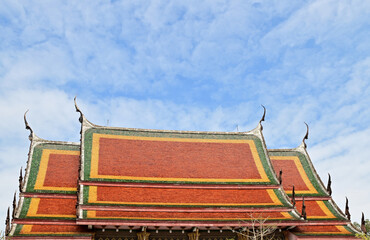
(0, 0), (369, 228)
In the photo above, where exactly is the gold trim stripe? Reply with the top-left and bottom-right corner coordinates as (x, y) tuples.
(88, 186), (282, 206)
(26, 198), (75, 218)
(34, 149), (79, 191)
(301, 225), (351, 235)
(306, 201), (336, 219)
(85, 210), (294, 220)
(270, 156), (317, 194)
(90, 134), (269, 182)
(20, 225), (88, 235)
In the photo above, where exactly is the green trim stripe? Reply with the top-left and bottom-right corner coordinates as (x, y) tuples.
(82, 186), (291, 208)
(82, 210), (295, 222)
(25, 143), (79, 194)
(18, 197), (76, 220)
(83, 128), (278, 185)
(268, 150), (327, 196)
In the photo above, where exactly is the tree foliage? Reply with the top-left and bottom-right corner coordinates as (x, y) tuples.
(354, 218), (370, 239)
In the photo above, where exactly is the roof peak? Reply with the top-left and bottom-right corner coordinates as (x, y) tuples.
(75, 100), (267, 138)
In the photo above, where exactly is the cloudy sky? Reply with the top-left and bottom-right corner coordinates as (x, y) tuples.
(1, 0), (370, 225)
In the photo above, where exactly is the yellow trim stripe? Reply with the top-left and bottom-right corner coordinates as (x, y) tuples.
(306, 201), (336, 219)
(20, 225), (87, 235)
(26, 198), (75, 218)
(90, 133), (269, 182)
(87, 186), (283, 206)
(270, 156), (317, 194)
(302, 225), (351, 234)
(34, 149), (79, 191)
(85, 210), (294, 220)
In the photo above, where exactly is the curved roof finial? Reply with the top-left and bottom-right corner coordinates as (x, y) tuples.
(5, 207), (10, 235)
(19, 167), (23, 193)
(259, 105), (266, 131)
(301, 196), (307, 220)
(302, 122), (309, 148)
(278, 169), (283, 185)
(327, 173), (332, 196)
(345, 197), (351, 221)
(361, 212), (367, 234)
(74, 96), (84, 123)
(24, 110), (33, 140)
(259, 105), (266, 123)
(12, 192), (16, 219)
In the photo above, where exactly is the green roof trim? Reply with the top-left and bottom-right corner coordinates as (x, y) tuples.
(82, 186), (292, 208)
(268, 150), (328, 197)
(25, 143), (79, 194)
(82, 128), (278, 185)
(82, 210), (296, 222)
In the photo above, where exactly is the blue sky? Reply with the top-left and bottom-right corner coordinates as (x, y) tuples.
(1, 0), (370, 225)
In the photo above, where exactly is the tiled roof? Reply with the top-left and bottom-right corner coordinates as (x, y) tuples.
(7, 109), (361, 239)
(9, 134), (93, 239)
(75, 117), (300, 227)
(268, 146), (358, 237)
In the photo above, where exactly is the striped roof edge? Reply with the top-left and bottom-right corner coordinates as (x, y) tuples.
(76, 114), (301, 223)
(9, 130), (92, 238)
(78, 114), (282, 185)
(268, 145), (361, 236)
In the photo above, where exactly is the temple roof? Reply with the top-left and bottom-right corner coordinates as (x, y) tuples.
(268, 145), (358, 237)
(7, 106), (362, 239)
(80, 122), (278, 185)
(10, 133), (93, 239)
(77, 117), (300, 226)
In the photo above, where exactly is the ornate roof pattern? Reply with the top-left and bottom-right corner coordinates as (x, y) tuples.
(76, 116), (300, 227)
(6, 105), (362, 240)
(81, 128), (277, 185)
(268, 145), (358, 237)
(9, 127), (93, 239)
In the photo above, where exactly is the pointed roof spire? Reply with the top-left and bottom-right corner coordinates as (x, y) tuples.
(327, 173), (332, 196)
(12, 192), (16, 219)
(19, 167), (23, 193)
(5, 207), (10, 235)
(302, 122), (309, 148)
(259, 105), (266, 131)
(24, 110), (34, 140)
(361, 212), (367, 234)
(345, 197), (351, 221)
(74, 96), (84, 123)
(278, 169), (283, 185)
(292, 185), (296, 207)
(301, 196), (307, 220)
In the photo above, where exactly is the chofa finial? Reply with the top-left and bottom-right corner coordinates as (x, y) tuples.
(361, 212), (367, 234)
(327, 173), (332, 196)
(345, 197), (351, 221)
(19, 167), (23, 193)
(301, 196), (307, 220)
(259, 105), (266, 123)
(5, 207), (10, 236)
(259, 105), (266, 130)
(12, 192), (16, 219)
(74, 96), (84, 123)
(302, 122), (309, 148)
(278, 169), (283, 185)
(24, 110), (33, 140)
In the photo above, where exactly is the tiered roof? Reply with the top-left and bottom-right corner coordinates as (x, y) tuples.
(269, 140), (359, 237)
(76, 115), (299, 228)
(10, 130), (93, 239)
(6, 103), (364, 239)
